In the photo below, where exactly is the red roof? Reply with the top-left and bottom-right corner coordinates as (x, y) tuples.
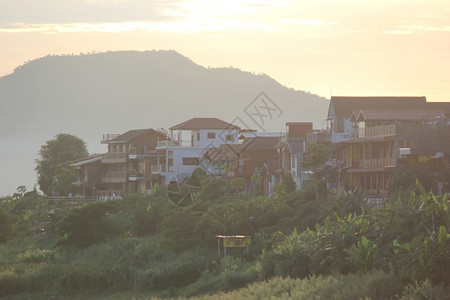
(169, 118), (240, 130)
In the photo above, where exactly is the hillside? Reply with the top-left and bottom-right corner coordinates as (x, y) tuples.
(0, 50), (329, 196)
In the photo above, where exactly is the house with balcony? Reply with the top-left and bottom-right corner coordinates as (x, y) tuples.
(73, 129), (167, 199)
(334, 106), (450, 205)
(154, 118), (240, 184)
(327, 96), (426, 143)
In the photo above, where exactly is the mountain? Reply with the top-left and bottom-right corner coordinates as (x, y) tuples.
(0, 50), (329, 196)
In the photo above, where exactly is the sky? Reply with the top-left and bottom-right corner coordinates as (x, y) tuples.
(0, 0), (449, 102)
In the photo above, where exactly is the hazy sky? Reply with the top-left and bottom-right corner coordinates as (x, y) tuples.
(1, 0), (449, 101)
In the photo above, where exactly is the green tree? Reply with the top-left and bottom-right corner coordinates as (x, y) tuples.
(301, 143), (329, 201)
(274, 172), (297, 196)
(35, 133), (88, 195)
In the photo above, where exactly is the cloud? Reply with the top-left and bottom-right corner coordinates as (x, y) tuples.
(384, 25), (450, 35)
(0, 20), (273, 34)
(279, 19), (338, 27)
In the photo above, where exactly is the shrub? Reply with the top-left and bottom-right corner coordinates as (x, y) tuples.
(56, 201), (120, 247)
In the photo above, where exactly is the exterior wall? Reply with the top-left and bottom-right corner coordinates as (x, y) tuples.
(157, 128), (240, 184)
(160, 147), (204, 183)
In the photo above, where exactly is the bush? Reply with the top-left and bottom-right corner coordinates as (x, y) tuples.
(56, 201), (120, 247)
(0, 208), (13, 243)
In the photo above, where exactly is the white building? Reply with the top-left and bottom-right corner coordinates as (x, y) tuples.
(154, 118), (240, 184)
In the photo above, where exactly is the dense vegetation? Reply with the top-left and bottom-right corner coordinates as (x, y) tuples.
(0, 171), (449, 299)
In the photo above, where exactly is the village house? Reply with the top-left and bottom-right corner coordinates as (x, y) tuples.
(153, 118), (240, 185)
(326, 96), (426, 143)
(73, 129), (167, 199)
(328, 98), (450, 205)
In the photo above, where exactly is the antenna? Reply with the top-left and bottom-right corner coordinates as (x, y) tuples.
(330, 85), (333, 98)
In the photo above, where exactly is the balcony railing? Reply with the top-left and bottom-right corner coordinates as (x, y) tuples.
(361, 124), (396, 138)
(101, 152), (127, 163)
(360, 123), (450, 138)
(360, 158), (395, 168)
(102, 171), (127, 183)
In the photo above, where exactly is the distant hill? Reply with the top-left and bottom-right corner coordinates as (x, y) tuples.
(0, 50), (329, 196)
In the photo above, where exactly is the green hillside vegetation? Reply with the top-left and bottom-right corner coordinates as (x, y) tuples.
(0, 173), (449, 299)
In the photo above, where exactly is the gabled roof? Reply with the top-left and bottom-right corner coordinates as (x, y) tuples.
(328, 96), (427, 119)
(109, 129), (166, 143)
(169, 118), (240, 130)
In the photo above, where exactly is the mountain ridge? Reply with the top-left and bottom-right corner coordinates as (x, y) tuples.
(0, 50), (329, 196)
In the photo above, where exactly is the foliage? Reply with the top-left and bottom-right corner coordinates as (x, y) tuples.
(0, 208), (13, 243)
(1, 177), (449, 299)
(273, 172), (296, 196)
(53, 163), (78, 197)
(35, 133), (88, 195)
(259, 229), (311, 279)
(180, 271), (403, 300)
(301, 143), (329, 170)
(56, 201), (120, 247)
(388, 163), (434, 194)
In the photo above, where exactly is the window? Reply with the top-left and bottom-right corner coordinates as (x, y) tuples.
(207, 132), (216, 139)
(197, 132), (200, 141)
(225, 134), (234, 141)
(182, 157), (200, 165)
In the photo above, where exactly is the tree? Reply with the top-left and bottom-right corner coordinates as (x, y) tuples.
(301, 143), (329, 201)
(35, 133), (88, 195)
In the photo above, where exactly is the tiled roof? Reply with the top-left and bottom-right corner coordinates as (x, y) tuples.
(328, 96), (427, 119)
(110, 129), (166, 143)
(169, 118), (240, 130)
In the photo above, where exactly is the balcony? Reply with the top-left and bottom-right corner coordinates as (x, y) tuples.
(102, 171), (127, 183)
(101, 152), (127, 164)
(360, 158), (395, 168)
(360, 123), (450, 138)
(361, 124), (396, 138)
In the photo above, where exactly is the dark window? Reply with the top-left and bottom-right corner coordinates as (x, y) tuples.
(207, 132), (216, 139)
(225, 134), (234, 141)
(183, 158), (200, 165)
(197, 132), (200, 141)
